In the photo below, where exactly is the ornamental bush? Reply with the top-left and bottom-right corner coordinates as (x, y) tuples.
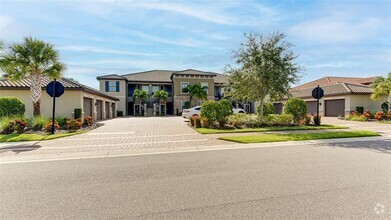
(218, 99), (234, 127)
(29, 116), (50, 131)
(66, 118), (82, 131)
(0, 97), (26, 118)
(283, 98), (307, 123)
(261, 114), (293, 126)
(256, 102), (275, 116)
(200, 100), (220, 127)
(1, 118), (28, 134)
(44, 120), (60, 132)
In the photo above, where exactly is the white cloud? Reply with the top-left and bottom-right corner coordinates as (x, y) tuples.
(0, 15), (35, 41)
(58, 45), (160, 56)
(289, 16), (384, 43)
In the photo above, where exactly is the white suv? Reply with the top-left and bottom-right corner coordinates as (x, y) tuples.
(182, 106), (246, 119)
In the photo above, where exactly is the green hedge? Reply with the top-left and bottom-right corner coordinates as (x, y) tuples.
(256, 102), (275, 116)
(283, 98), (307, 123)
(0, 97), (26, 118)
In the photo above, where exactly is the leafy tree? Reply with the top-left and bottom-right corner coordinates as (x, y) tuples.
(0, 37), (66, 116)
(371, 73), (391, 111)
(182, 83), (208, 107)
(225, 32), (302, 121)
(132, 89), (149, 103)
(152, 90), (169, 103)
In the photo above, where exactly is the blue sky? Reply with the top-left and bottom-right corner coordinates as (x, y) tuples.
(1, 0), (390, 89)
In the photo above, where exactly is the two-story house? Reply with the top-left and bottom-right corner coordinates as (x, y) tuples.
(97, 69), (230, 116)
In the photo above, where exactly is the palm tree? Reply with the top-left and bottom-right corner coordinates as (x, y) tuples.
(371, 73), (391, 111)
(132, 89), (149, 104)
(182, 83), (208, 107)
(153, 90), (169, 103)
(0, 37), (66, 116)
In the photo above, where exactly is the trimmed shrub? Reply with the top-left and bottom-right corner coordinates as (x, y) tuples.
(66, 118), (82, 131)
(200, 100), (220, 126)
(218, 99), (234, 128)
(355, 106), (364, 114)
(362, 110), (371, 119)
(30, 116), (50, 131)
(200, 117), (209, 128)
(303, 114), (311, 126)
(261, 114), (293, 126)
(0, 97), (26, 117)
(194, 118), (201, 128)
(74, 108), (82, 119)
(227, 114), (248, 128)
(374, 111), (385, 121)
(283, 98), (307, 123)
(83, 116), (94, 127)
(1, 118), (28, 134)
(256, 102), (275, 116)
(381, 101), (389, 113)
(313, 115), (322, 125)
(44, 120), (60, 133)
(55, 117), (69, 128)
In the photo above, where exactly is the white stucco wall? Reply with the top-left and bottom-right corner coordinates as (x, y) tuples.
(99, 80), (126, 115)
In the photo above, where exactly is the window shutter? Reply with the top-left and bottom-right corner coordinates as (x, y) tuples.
(105, 81), (109, 92)
(116, 81), (120, 92)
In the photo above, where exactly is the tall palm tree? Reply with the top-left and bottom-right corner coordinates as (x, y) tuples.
(371, 73), (391, 111)
(0, 37), (66, 115)
(132, 89), (149, 104)
(153, 90), (169, 103)
(182, 83), (208, 107)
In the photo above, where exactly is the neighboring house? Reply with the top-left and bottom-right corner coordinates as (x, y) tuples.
(97, 69), (248, 116)
(274, 76), (387, 117)
(0, 77), (119, 120)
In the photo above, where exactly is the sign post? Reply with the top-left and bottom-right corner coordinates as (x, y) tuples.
(311, 85), (324, 126)
(46, 79), (65, 134)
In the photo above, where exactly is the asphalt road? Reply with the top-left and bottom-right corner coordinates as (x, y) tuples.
(1, 140), (390, 219)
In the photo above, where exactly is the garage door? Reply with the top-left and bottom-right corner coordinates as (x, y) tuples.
(306, 101), (317, 115)
(96, 100), (103, 120)
(83, 97), (93, 117)
(273, 103), (283, 114)
(105, 102), (110, 119)
(325, 99), (345, 117)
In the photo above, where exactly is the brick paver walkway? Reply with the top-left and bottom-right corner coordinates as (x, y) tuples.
(0, 117), (227, 159)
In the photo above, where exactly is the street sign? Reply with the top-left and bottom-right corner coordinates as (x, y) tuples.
(312, 86), (324, 99)
(46, 81), (65, 97)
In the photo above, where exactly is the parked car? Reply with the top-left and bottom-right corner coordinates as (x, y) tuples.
(182, 106), (246, 119)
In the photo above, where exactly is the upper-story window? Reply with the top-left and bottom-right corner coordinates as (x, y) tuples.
(181, 82), (189, 94)
(142, 85), (149, 92)
(201, 82), (208, 94)
(152, 85), (159, 93)
(105, 81), (119, 92)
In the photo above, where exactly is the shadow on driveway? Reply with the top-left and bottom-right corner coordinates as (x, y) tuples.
(0, 145), (42, 154)
(323, 139), (391, 154)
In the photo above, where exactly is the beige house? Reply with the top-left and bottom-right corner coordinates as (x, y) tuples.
(96, 69), (236, 116)
(0, 77), (119, 120)
(274, 76), (387, 117)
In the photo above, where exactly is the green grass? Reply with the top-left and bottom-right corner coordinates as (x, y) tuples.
(0, 130), (87, 142)
(195, 124), (348, 134)
(219, 131), (380, 144)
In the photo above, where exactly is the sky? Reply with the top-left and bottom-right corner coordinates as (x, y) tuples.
(1, 0), (390, 89)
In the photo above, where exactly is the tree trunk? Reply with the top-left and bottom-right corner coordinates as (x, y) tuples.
(388, 93), (391, 112)
(30, 74), (42, 116)
(259, 99), (264, 122)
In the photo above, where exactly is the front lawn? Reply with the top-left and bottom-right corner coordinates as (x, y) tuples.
(195, 124), (347, 134)
(219, 131), (379, 144)
(0, 130), (87, 142)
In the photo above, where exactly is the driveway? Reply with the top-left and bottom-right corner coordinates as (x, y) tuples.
(322, 117), (391, 137)
(0, 117), (226, 160)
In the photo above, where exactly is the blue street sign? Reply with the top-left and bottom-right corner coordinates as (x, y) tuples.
(46, 81), (65, 97)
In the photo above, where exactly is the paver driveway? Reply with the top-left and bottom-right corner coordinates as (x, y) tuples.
(0, 117), (226, 159)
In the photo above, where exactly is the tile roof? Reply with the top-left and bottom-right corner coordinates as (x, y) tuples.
(97, 69), (228, 84)
(0, 76), (119, 101)
(293, 76), (376, 90)
(289, 82), (373, 99)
